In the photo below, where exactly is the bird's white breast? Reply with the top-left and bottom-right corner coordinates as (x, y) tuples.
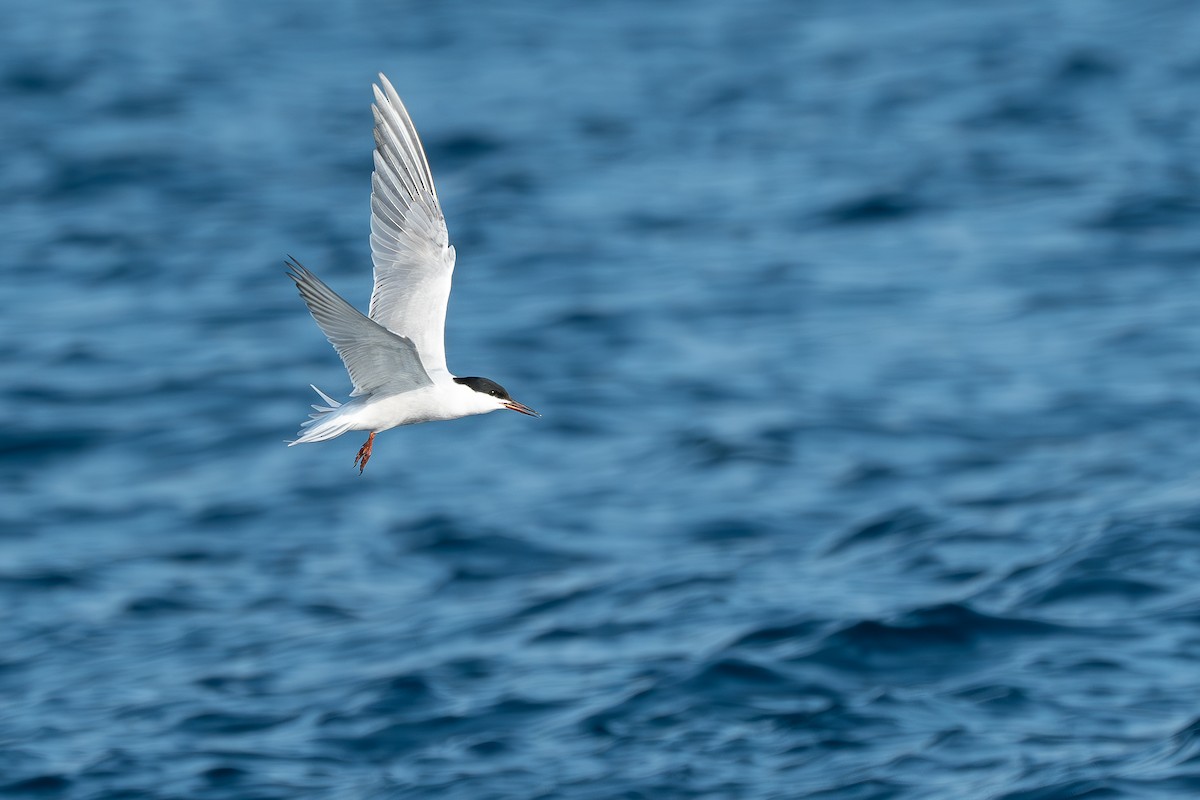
(348, 381), (499, 432)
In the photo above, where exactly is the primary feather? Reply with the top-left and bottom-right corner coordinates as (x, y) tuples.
(367, 73), (456, 378)
(286, 257), (432, 396)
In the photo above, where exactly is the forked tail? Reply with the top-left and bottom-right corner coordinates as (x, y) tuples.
(288, 385), (353, 445)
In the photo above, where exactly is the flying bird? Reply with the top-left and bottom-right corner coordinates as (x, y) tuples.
(287, 74), (538, 473)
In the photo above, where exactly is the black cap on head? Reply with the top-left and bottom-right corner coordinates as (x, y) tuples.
(454, 376), (512, 400)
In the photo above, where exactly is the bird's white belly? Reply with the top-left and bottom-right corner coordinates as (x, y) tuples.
(343, 386), (471, 432)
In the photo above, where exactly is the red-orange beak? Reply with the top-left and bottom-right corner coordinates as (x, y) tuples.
(504, 400), (540, 417)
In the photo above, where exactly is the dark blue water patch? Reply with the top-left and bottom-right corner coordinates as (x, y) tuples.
(0, 774), (73, 797)
(123, 594), (198, 616)
(950, 484), (1078, 509)
(1, 60), (78, 95)
(509, 581), (611, 622)
(201, 765), (249, 786)
(158, 548), (241, 565)
(730, 618), (830, 650)
(817, 190), (927, 225)
(101, 88), (185, 119)
(578, 656), (871, 748)
(1054, 48), (1124, 83)
(812, 779), (911, 800)
(48, 151), (179, 197)
(177, 712), (297, 736)
(321, 696), (561, 762)
(298, 601), (356, 620)
(961, 91), (1088, 131)
(1087, 191), (1200, 231)
(1128, 776), (1200, 795)
(1156, 716), (1200, 768)
(393, 515), (584, 581)
(194, 674), (276, 699)
(827, 506), (941, 554)
(478, 167), (538, 199)
(672, 429), (792, 468)
(951, 683), (1035, 713)
(680, 656), (801, 697)
(686, 517), (771, 542)
(622, 210), (695, 234)
(576, 113), (634, 143)
(0, 425), (109, 462)
(0, 567), (88, 590)
(1024, 576), (1166, 609)
(529, 617), (656, 644)
(343, 673), (439, 718)
(837, 460), (905, 488)
(801, 603), (1066, 675)
(190, 501), (266, 528)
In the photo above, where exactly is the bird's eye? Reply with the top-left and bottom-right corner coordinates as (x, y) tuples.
(491, 390), (501, 397)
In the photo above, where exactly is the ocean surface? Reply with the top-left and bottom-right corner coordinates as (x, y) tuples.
(3, 1), (1200, 797)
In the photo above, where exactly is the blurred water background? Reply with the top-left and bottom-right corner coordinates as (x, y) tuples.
(4, 1), (1200, 797)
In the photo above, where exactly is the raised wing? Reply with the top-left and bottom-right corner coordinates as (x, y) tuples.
(367, 73), (456, 377)
(287, 257), (432, 396)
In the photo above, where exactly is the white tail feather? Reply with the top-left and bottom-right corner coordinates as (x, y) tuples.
(288, 385), (351, 445)
(310, 384), (341, 409)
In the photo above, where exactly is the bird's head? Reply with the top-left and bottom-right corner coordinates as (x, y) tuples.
(453, 377), (539, 417)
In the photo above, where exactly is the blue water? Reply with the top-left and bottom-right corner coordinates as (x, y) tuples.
(4, 1), (1200, 797)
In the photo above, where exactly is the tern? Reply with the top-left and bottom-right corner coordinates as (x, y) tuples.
(286, 74), (538, 473)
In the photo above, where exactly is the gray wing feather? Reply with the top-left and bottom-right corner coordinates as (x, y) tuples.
(287, 257), (432, 396)
(367, 73), (455, 377)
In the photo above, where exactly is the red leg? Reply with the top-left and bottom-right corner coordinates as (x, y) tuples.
(354, 432), (376, 474)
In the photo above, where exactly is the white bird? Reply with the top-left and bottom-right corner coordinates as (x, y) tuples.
(287, 73), (538, 473)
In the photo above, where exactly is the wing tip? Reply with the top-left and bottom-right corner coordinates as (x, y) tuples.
(285, 255), (317, 285)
